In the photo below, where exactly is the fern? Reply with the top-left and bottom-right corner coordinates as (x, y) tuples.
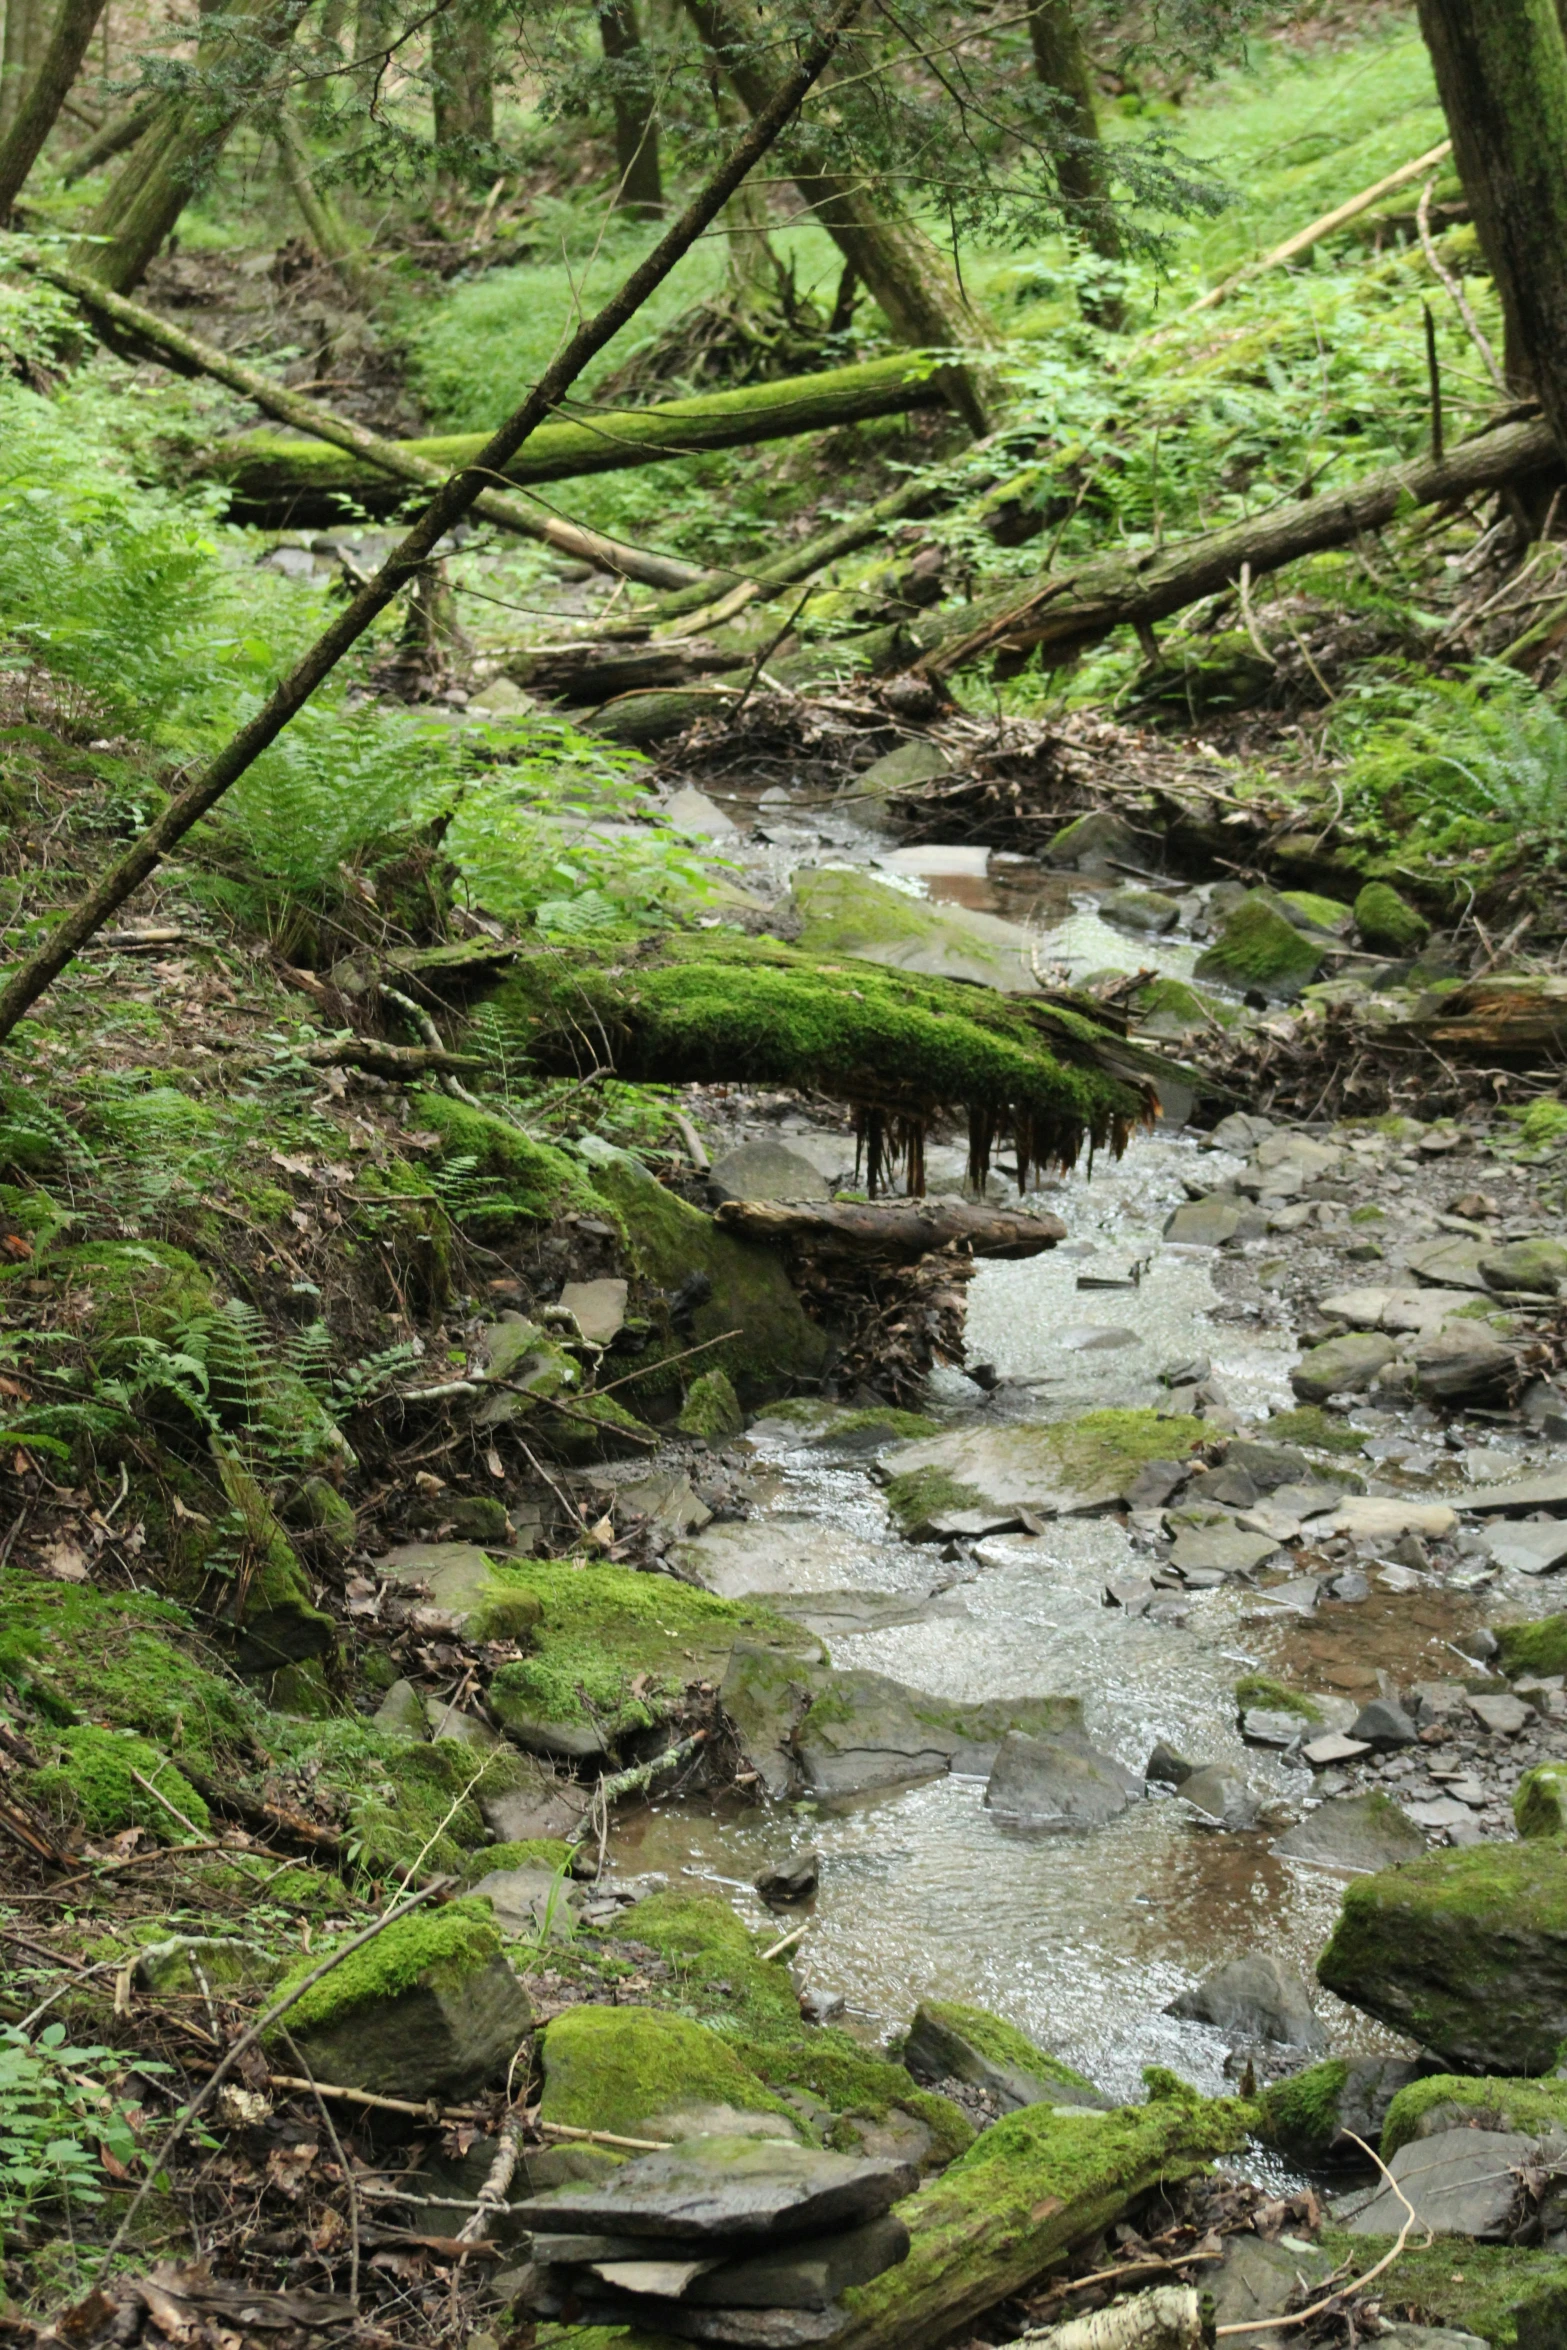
(1333, 662), (1567, 860)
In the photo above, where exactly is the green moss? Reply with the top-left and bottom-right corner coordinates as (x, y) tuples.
(912, 2000), (1103, 2104)
(469, 1838), (574, 1878)
(676, 1369), (744, 1440)
(412, 1090), (600, 1224)
(487, 1558), (810, 1740)
(1253, 2060), (1350, 2165)
(1497, 1616), (1567, 1679)
(816, 1407), (943, 1443)
(614, 1892), (801, 2038)
(1318, 2230), (1564, 2346)
(1040, 1409), (1208, 1488)
(792, 867), (1044, 993)
(1234, 1673), (1323, 1723)
(540, 2006), (799, 2138)
(1515, 1764), (1567, 1839)
(1280, 890), (1354, 933)
(1354, 881), (1431, 955)
(271, 1898), (502, 2038)
(1130, 978), (1236, 1037)
(49, 1238), (214, 1341)
(1194, 893), (1326, 1000)
(727, 2030), (972, 2167)
(882, 1465), (985, 1534)
(1518, 1098), (1567, 1153)
(1261, 1405), (1369, 1456)
(1381, 2071), (1567, 2162)
(27, 1725), (211, 1841)
(282, 1715), (511, 1875)
(0, 1570), (252, 1770)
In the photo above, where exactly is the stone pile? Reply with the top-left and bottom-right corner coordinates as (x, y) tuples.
(514, 2133), (915, 2345)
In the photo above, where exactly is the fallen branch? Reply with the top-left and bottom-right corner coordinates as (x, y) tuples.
(1007, 2285), (1202, 2350)
(1191, 140), (1454, 312)
(713, 1196), (1066, 1261)
(301, 1037), (485, 1077)
(565, 1731), (708, 1842)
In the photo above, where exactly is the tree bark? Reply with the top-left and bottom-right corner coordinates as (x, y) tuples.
(0, 0), (108, 218)
(73, 0), (312, 289)
(431, 0), (492, 182)
(0, 0), (43, 139)
(0, 0), (869, 1048)
(1415, 0), (1567, 415)
(196, 349), (954, 523)
(600, 0), (662, 214)
(276, 106), (367, 298)
(1027, 0), (1122, 327)
(681, 0), (993, 432)
(61, 88), (158, 180)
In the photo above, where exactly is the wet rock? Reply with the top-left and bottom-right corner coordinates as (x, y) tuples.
(1160, 1350), (1213, 1387)
(1169, 1522), (1282, 1578)
(512, 2133), (918, 2244)
(283, 1907), (532, 2103)
(983, 1731), (1141, 1829)
(1209, 2232), (1333, 2347)
(1302, 1731), (1373, 1768)
(1349, 1697), (1418, 1750)
(755, 1853), (821, 1906)
(792, 867), (1044, 995)
(1166, 1954), (1327, 2051)
(1407, 1324), (1519, 1404)
(680, 2214), (911, 2307)
(1353, 882), (1430, 956)
(900, 1999), (1109, 2112)
(1042, 809), (1142, 873)
(1480, 1237), (1567, 1295)
(1403, 1235), (1493, 1292)
(848, 738), (954, 819)
(481, 1756), (593, 1847)
(1188, 1463), (1259, 1509)
(1123, 1459), (1189, 1508)
(1256, 2054), (1426, 2166)
(1241, 1708), (1309, 1748)
(557, 1277), (630, 1344)
(1342, 2128), (1535, 2239)
(709, 1143), (832, 1206)
(1195, 893), (1326, 1002)
(1276, 1794), (1424, 1873)
(471, 1864), (582, 1940)
(1317, 1841), (1567, 2072)
(617, 1469), (714, 1540)
(1164, 1195), (1265, 1247)
(1290, 1333), (1397, 1402)
(1101, 887), (1180, 936)
(1462, 1468), (1567, 1514)
(1178, 1764), (1260, 1829)
(1208, 1113), (1275, 1153)
(1224, 1439), (1321, 1493)
(1146, 1740), (1195, 1786)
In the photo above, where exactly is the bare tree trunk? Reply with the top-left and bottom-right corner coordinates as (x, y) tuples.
(277, 105), (367, 296)
(431, 0), (492, 185)
(0, 0), (108, 215)
(682, 0), (993, 431)
(600, 0), (662, 214)
(61, 87), (157, 180)
(352, 0), (389, 102)
(1416, 0), (1567, 413)
(0, 0), (43, 138)
(74, 0), (313, 287)
(1027, 0), (1123, 328)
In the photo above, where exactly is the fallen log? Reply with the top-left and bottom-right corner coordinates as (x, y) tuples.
(833, 2088), (1246, 2350)
(506, 632), (741, 701)
(586, 414), (1563, 742)
(19, 254), (703, 592)
(1405, 973), (1567, 1056)
(192, 351), (958, 528)
(1006, 2287), (1203, 2350)
(713, 1196), (1067, 1260)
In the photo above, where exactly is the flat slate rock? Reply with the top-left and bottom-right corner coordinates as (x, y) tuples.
(1343, 2128), (1535, 2239)
(1403, 1236), (1493, 1292)
(875, 1423), (1151, 1519)
(1481, 1519), (1567, 1574)
(557, 1277), (629, 1344)
(1460, 1469), (1567, 1514)
(1327, 1496), (1458, 1541)
(983, 1731), (1141, 1829)
(708, 1141), (832, 1206)
(1275, 1795), (1424, 1874)
(512, 2134), (917, 2246)
(1170, 1524), (1282, 1578)
(1179, 1764), (1259, 1830)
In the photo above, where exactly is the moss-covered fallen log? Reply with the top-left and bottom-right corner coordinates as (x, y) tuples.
(586, 414), (1562, 741)
(712, 1196), (1067, 1259)
(196, 352), (955, 527)
(491, 933), (1186, 1191)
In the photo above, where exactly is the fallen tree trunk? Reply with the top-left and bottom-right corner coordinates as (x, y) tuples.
(196, 350), (957, 528)
(505, 632), (739, 699)
(1405, 973), (1567, 1056)
(21, 254), (704, 591)
(587, 414), (1563, 741)
(713, 1197), (1067, 1260)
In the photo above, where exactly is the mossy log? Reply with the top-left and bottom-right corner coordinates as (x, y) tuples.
(491, 934), (1179, 1190)
(1404, 974), (1567, 1057)
(196, 353), (955, 528)
(713, 1197), (1067, 1260)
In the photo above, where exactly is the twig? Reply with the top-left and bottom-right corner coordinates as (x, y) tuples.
(456, 2109), (523, 2248)
(280, 2027), (361, 2307)
(673, 1110), (711, 1172)
(1237, 561), (1277, 668)
(1190, 139), (1453, 313)
(128, 1767), (206, 1843)
(535, 2120), (673, 2152)
(732, 587), (814, 720)
(565, 1732), (709, 1844)
(591, 1326), (743, 1399)
(1213, 2130), (1427, 2335)
(1417, 174), (1506, 394)
(758, 1921), (809, 1963)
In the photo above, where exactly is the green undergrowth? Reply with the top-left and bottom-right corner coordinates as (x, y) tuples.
(270, 1898), (503, 2038)
(1034, 1409), (1208, 1490)
(1260, 1406), (1369, 1457)
(0, 1572), (251, 1770)
(412, 1090), (605, 1227)
(1319, 2230), (1565, 2347)
(485, 1558), (813, 1740)
(466, 1837), (574, 1878)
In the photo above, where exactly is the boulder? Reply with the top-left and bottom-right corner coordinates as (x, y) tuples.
(1194, 894), (1326, 1002)
(539, 2008), (799, 2144)
(792, 867), (1043, 996)
(1348, 1698), (1418, 1751)
(279, 1902), (532, 2103)
(372, 1677), (429, 1738)
(1317, 1842), (1567, 2073)
(1515, 1764), (1567, 1838)
(1178, 1765), (1259, 1830)
(846, 738), (953, 820)
(900, 1999), (1109, 2113)
(470, 1864), (582, 1941)
(1343, 2128), (1535, 2239)
(511, 2134), (917, 2244)
(1163, 1195), (1265, 1247)
(1290, 1333), (1396, 1402)
(678, 1370), (746, 1440)
(1101, 887), (1180, 936)
(1255, 2055), (1426, 2166)
(1275, 1794), (1424, 1874)
(1042, 809), (1142, 873)
(374, 1542), (544, 1642)
(1353, 882), (1430, 956)
(1146, 1741), (1195, 1786)
(1480, 1238), (1567, 1295)
(1403, 1236), (1493, 1292)
(1166, 1955), (1327, 2051)
(982, 1731), (1141, 1829)
(755, 1853), (821, 1906)
(708, 1142), (832, 1206)
(878, 1412), (1209, 1527)
(1407, 1324), (1518, 1405)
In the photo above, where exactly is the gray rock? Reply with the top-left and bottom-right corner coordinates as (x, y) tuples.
(1255, 1579), (1321, 1617)
(1349, 1698), (1418, 1750)
(1380, 2334), (1490, 2350)
(1276, 1795), (1425, 1874)
(1146, 1740), (1195, 1786)
(709, 1142), (832, 1205)
(1164, 1195), (1264, 1247)
(512, 2133), (917, 2245)
(1225, 1439), (1320, 1492)
(848, 738), (953, 814)
(1481, 1519), (1567, 1575)
(1209, 2232), (1333, 2348)
(754, 1853), (820, 1906)
(1167, 1954), (1327, 2051)
(681, 2214), (910, 2308)
(1468, 1691), (1533, 1735)
(1408, 1324), (1518, 1404)
(1302, 1731), (1372, 1768)
(1058, 1322), (1139, 1351)
(1403, 1236), (1494, 1292)
(1169, 1523), (1282, 1578)
(426, 1695), (501, 1749)
(1208, 1113), (1276, 1152)
(553, 2297), (854, 2345)
(983, 1731), (1141, 1829)
(1460, 1469), (1567, 1513)
(1242, 1708), (1308, 1748)
(900, 2003), (1109, 2113)
(1179, 1765), (1260, 1830)
(289, 1942), (532, 2104)
(372, 1677), (430, 1739)
(1123, 1459), (1189, 1509)
(1343, 2128), (1535, 2239)
(469, 1866), (581, 1940)
(375, 1542), (543, 1642)
(1480, 1238), (1567, 1295)
(1188, 1464), (1259, 1509)
(1042, 808), (1142, 873)
(1100, 886), (1180, 935)
(557, 1277), (630, 1345)
(1291, 1333), (1397, 1402)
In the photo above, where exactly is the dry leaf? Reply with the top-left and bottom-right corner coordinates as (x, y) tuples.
(40, 1539), (90, 1583)
(265, 2140), (319, 2197)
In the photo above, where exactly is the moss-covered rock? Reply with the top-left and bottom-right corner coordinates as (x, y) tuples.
(899, 1999), (1106, 2112)
(1354, 881), (1430, 956)
(377, 1542), (545, 1642)
(615, 1891), (802, 2039)
(276, 1898), (531, 2102)
(1317, 1842), (1567, 2074)
(1253, 2054), (1421, 2167)
(1234, 1673), (1322, 1724)
(1498, 1616), (1567, 1680)
(1194, 892), (1326, 1001)
(792, 866), (1044, 994)
(27, 1724), (211, 1842)
(0, 1571), (253, 1770)
(1315, 2231), (1564, 2348)
(540, 2006), (801, 2141)
(1515, 1764), (1567, 1839)
(1381, 2070), (1567, 2162)
(412, 1090), (601, 1226)
(1258, 1405), (1368, 1457)
(215, 1455), (337, 1676)
(677, 1369), (744, 1440)
(879, 1410), (1209, 1531)
(1279, 891), (1354, 935)
(730, 2031), (974, 2169)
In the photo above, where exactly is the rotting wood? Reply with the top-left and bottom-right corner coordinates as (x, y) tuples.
(713, 1196), (1067, 1261)
(1403, 972), (1567, 1056)
(1004, 2286), (1202, 2350)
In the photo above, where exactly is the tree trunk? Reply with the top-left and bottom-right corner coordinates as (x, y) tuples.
(0, 0), (42, 138)
(713, 1197), (1066, 1260)
(600, 0), (662, 214)
(197, 348), (954, 522)
(0, 0), (108, 217)
(74, 0), (311, 288)
(277, 106), (367, 298)
(61, 88), (158, 180)
(431, 0), (492, 183)
(352, 0), (389, 103)
(1027, 0), (1122, 328)
(1416, 0), (1567, 416)
(681, 0), (993, 432)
